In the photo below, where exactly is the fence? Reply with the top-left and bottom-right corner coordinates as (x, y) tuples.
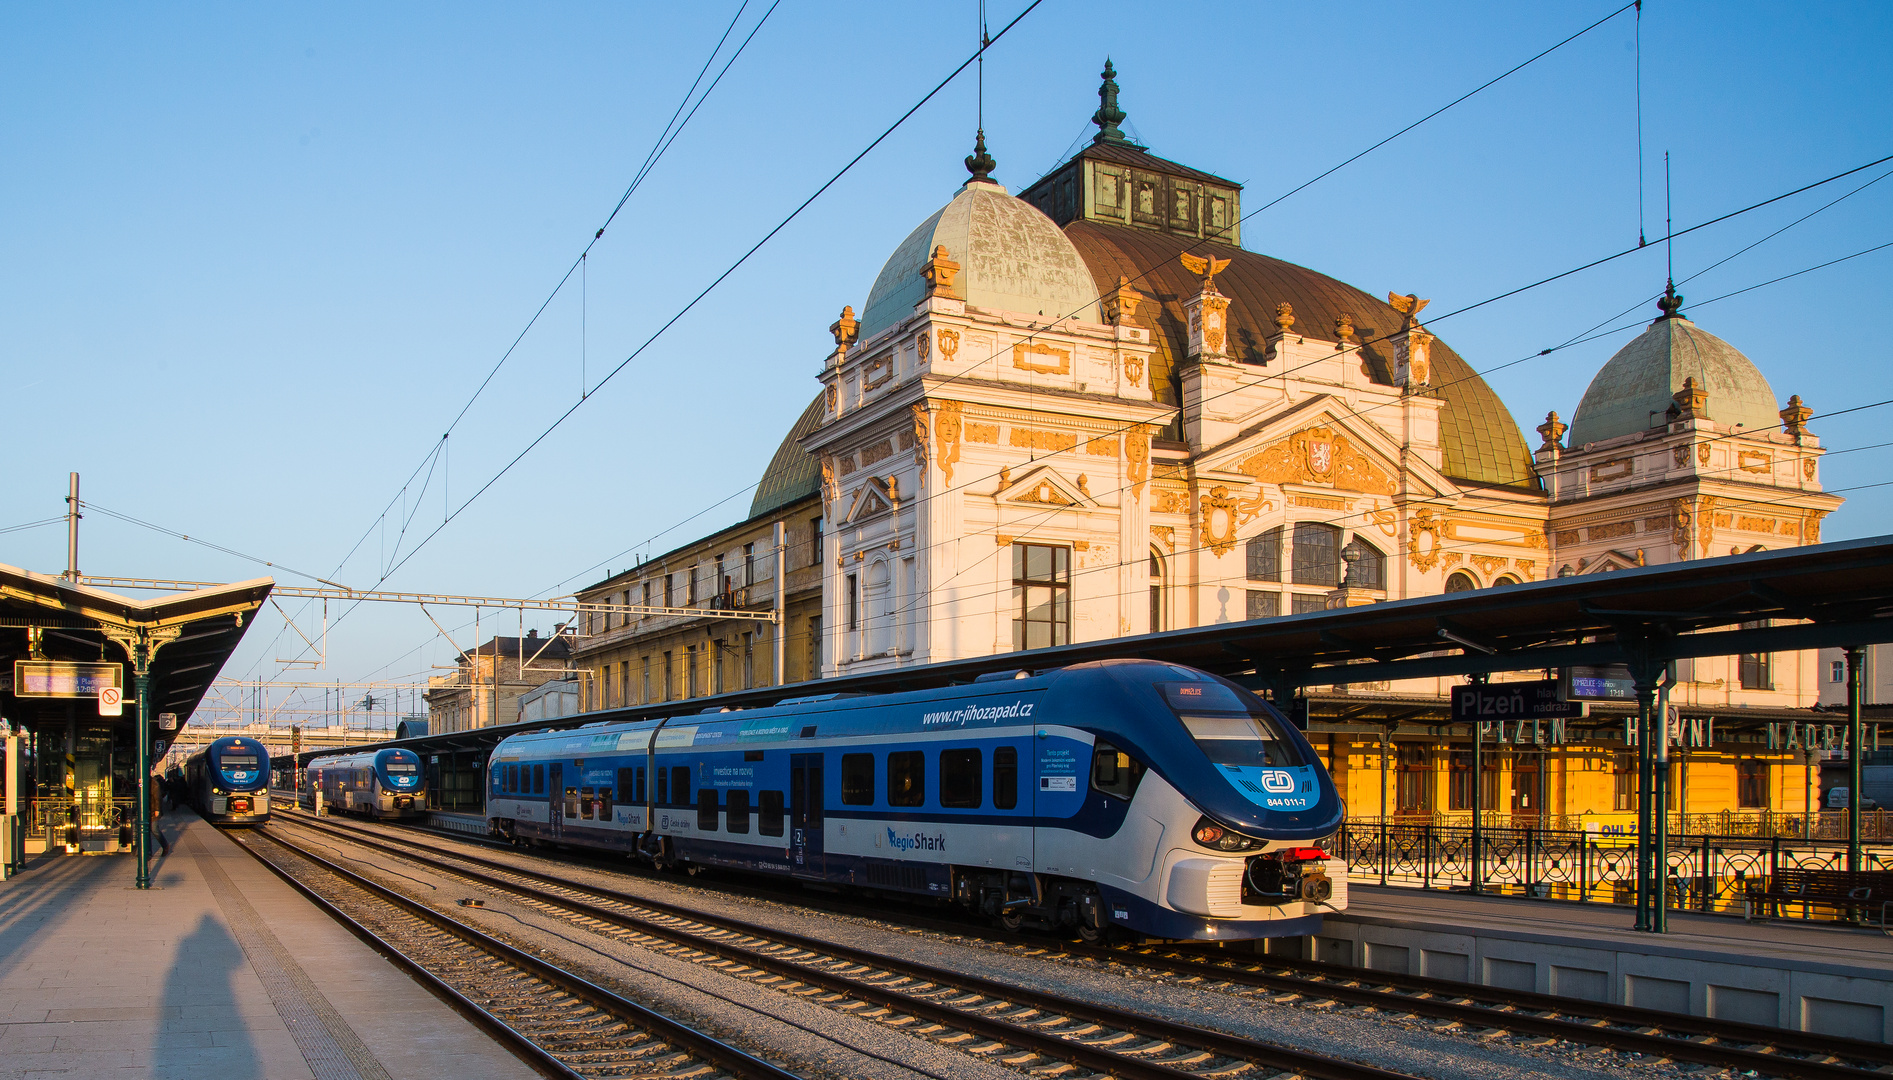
(25, 796), (135, 851)
(1337, 817), (1893, 921)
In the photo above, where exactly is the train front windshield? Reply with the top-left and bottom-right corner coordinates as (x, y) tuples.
(1159, 681), (1301, 768)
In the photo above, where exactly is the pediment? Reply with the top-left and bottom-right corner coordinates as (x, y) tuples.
(999, 465), (1092, 508)
(1578, 548), (1648, 574)
(1199, 396), (1448, 497)
(844, 476), (895, 523)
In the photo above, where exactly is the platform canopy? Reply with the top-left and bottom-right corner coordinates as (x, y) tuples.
(0, 563), (272, 735)
(305, 535), (1893, 766)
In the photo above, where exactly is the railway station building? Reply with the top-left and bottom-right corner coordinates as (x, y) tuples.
(569, 64), (1855, 834)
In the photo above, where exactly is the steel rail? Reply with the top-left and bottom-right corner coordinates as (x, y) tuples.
(293, 809), (1893, 1080)
(272, 815), (1420, 1080)
(226, 829), (584, 1080)
(235, 827), (803, 1080)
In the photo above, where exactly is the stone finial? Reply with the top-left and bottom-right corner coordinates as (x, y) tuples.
(1092, 58), (1143, 147)
(1273, 302), (1295, 333)
(1780, 394), (1812, 437)
(1536, 410), (1568, 452)
(1656, 279), (1686, 320)
(1334, 312), (1355, 344)
(923, 245), (961, 298)
(829, 306), (859, 353)
(1102, 275), (1144, 325)
(1670, 376), (1709, 422)
(965, 129), (996, 184)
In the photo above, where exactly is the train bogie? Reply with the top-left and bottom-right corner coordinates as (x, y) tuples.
(486, 660), (1345, 942)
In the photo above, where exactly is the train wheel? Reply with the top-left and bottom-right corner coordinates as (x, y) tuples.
(999, 910), (1025, 932)
(1077, 922), (1106, 945)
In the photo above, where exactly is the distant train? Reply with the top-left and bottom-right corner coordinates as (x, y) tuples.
(306, 748), (427, 819)
(486, 659), (1347, 943)
(174, 736), (271, 825)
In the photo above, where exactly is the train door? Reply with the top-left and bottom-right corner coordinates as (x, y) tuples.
(548, 763), (563, 838)
(789, 753), (824, 877)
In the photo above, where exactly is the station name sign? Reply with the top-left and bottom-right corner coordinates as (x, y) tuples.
(12, 660), (122, 698)
(1451, 679), (1586, 721)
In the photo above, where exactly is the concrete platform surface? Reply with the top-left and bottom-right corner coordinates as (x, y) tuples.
(1304, 884), (1893, 1040)
(0, 810), (539, 1080)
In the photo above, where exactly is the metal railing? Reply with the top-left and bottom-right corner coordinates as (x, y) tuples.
(25, 796), (134, 849)
(1337, 817), (1892, 921)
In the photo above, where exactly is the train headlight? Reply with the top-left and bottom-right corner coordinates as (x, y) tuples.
(1192, 816), (1262, 852)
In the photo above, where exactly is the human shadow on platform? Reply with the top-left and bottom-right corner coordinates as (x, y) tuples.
(158, 912), (263, 1074)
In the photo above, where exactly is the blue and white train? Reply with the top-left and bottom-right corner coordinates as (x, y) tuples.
(307, 748), (427, 819)
(177, 736), (271, 825)
(486, 659), (1346, 942)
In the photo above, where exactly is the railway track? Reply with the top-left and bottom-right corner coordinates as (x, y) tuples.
(285, 809), (1893, 1080)
(231, 826), (803, 1080)
(266, 814), (1422, 1080)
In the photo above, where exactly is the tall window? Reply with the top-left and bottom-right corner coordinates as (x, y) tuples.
(714, 555), (726, 596)
(808, 615), (822, 679)
(741, 632), (754, 689)
(1444, 571), (1477, 593)
(1831, 659), (1846, 683)
(1395, 745), (1431, 814)
(1613, 752), (1635, 811)
(1342, 537), (1385, 589)
(1510, 754), (1540, 812)
(1738, 620), (1772, 690)
(642, 580), (652, 616)
(662, 651), (674, 700)
(810, 516), (824, 567)
(603, 663), (615, 708)
(1246, 527), (1282, 582)
(641, 657), (652, 704)
(1292, 522), (1341, 585)
(686, 645), (699, 697)
(1148, 550), (1165, 632)
(1737, 759), (1769, 808)
(664, 573), (675, 607)
(686, 565), (698, 606)
(846, 574), (859, 631)
(1012, 543), (1071, 650)
(1245, 591), (1279, 619)
(743, 543), (755, 587)
(619, 664), (630, 709)
(712, 639), (724, 695)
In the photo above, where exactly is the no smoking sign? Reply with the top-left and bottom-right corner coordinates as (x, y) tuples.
(98, 686), (123, 717)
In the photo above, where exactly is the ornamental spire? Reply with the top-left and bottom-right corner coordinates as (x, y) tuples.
(1091, 58), (1145, 148)
(965, 129), (997, 184)
(1656, 279), (1686, 320)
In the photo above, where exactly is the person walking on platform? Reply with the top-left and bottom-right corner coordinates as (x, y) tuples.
(152, 804), (170, 857)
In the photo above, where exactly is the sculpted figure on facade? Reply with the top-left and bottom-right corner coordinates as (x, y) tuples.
(933, 400), (963, 487)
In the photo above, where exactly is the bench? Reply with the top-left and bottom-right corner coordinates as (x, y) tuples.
(1749, 868), (1893, 927)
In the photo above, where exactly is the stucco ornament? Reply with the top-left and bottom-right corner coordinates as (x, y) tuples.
(1236, 426), (1395, 495)
(933, 400), (963, 487)
(1408, 506), (1443, 572)
(1198, 486), (1240, 557)
(909, 404), (929, 470)
(1126, 426), (1151, 503)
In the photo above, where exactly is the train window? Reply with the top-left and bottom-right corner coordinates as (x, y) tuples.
(508, 765), (519, 792)
(726, 789), (750, 834)
(940, 748), (982, 808)
(1090, 738), (1146, 801)
(656, 767), (669, 805)
(993, 746), (1018, 810)
(533, 764), (545, 795)
(617, 768), (636, 804)
(841, 753), (875, 805)
(564, 787), (579, 818)
(579, 787), (595, 819)
(598, 786), (613, 819)
(635, 766), (647, 803)
(1158, 680), (1301, 768)
(744, 750), (765, 762)
(758, 790), (784, 836)
(888, 751), (925, 807)
(698, 788), (719, 831)
(672, 766), (691, 807)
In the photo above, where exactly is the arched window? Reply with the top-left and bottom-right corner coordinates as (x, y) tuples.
(1444, 571), (1477, 593)
(1342, 536), (1385, 590)
(1245, 527), (1282, 582)
(1492, 574), (1522, 587)
(1148, 550), (1165, 632)
(1291, 522), (1341, 585)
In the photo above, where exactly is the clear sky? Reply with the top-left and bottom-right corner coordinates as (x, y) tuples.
(3, 2), (1889, 716)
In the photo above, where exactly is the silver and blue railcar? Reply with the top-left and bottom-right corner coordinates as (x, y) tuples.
(487, 659), (1345, 942)
(181, 736), (271, 825)
(308, 748), (426, 819)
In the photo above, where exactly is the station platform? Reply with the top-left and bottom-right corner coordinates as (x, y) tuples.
(1294, 882), (1893, 1041)
(0, 809), (536, 1080)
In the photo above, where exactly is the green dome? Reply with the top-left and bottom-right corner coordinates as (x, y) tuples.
(1569, 315), (1780, 447)
(858, 180), (1099, 342)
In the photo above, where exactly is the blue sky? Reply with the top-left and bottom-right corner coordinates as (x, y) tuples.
(3, 2), (1889, 709)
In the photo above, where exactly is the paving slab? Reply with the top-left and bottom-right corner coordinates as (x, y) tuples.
(0, 809), (538, 1080)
